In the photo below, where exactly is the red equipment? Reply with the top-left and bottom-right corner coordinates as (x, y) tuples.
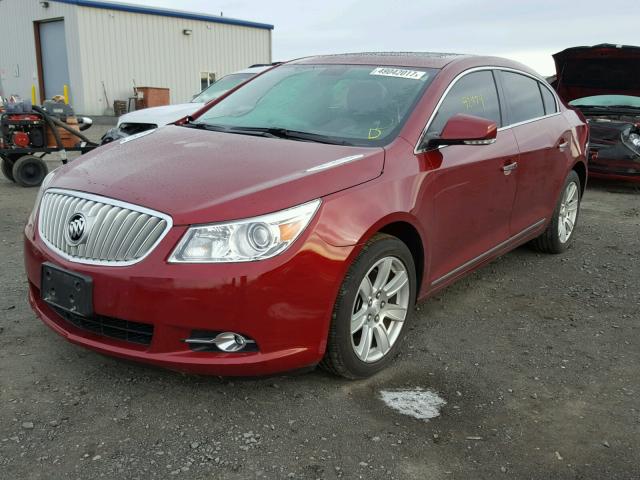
(12, 131), (31, 148)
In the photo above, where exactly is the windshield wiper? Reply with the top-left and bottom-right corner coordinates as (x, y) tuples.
(181, 122), (228, 131)
(577, 105), (640, 112)
(606, 105), (640, 110)
(181, 123), (354, 145)
(224, 126), (353, 145)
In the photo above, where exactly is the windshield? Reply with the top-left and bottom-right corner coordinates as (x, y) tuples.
(192, 73), (255, 103)
(570, 94), (640, 108)
(194, 64), (437, 147)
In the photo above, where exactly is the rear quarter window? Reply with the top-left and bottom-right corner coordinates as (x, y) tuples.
(500, 71), (545, 124)
(539, 83), (557, 114)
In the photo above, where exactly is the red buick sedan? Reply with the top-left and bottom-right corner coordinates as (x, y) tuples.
(24, 53), (588, 378)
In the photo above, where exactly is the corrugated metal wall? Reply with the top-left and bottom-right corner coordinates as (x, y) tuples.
(0, 0), (83, 107)
(76, 6), (271, 115)
(0, 0), (271, 115)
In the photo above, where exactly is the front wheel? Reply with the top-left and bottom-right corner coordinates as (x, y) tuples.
(321, 234), (417, 379)
(12, 155), (49, 187)
(531, 170), (581, 254)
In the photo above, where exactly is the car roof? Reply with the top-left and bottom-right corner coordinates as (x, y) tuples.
(232, 66), (272, 75)
(291, 52), (469, 69)
(288, 52), (545, 80)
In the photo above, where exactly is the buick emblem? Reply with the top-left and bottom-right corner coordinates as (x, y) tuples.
(65, 213), (88, 246)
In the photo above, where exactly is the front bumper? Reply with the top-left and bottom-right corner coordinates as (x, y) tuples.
(24, 221), (354, 376)
(588, 163), (640, 182)
(588, 147), (640, 183)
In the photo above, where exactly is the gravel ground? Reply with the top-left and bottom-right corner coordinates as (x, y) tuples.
(1, 124), (639, 479)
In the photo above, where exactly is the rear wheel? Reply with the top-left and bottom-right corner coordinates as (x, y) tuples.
(1, 155), (16, 182)
(12, 155), (49, 187)
(321, 234), (417, 379)
(531, 170), (581, 253)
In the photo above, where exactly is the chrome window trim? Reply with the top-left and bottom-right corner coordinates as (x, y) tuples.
(37, 188), (174, 267)
(496, 112), (562, 131)
(414, 66), (562, 154)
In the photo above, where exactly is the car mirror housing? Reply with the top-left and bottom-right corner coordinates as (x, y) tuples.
(425, 114), (498, 148)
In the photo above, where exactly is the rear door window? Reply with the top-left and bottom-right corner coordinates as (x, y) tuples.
(427, 70), (501, 134)
(500, 71), (545, 124)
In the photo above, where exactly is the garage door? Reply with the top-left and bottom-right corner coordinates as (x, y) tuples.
(39, 20), (71, 101)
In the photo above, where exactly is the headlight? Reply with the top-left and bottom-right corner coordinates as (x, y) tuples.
(169, 199), (321, 263)
(28, 169), (57, 225)
(622, 128), (640, 154)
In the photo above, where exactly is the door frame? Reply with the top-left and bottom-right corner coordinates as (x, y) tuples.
(33, 17), (65, 104)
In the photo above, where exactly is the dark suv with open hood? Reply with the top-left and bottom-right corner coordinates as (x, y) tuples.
(551, 44), (640, 182)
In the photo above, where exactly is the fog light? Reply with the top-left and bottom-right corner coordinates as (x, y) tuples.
(184, 331), (257, 352)
(214, 332), (247, 352)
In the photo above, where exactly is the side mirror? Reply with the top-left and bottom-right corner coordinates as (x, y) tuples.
(426, 113), (497, 148)
(78, 116), (93, 131)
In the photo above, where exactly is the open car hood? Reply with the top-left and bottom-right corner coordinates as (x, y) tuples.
(552, 44), (640, 102)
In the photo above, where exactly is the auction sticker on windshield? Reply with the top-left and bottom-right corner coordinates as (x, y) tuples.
(370, 67), (427, 80)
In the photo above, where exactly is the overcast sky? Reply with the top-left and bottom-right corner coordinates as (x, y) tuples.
(125, 0), (638, 76)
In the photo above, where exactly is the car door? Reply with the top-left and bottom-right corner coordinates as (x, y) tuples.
(419, 70), (519, 286)
(497, 71), (571, 235)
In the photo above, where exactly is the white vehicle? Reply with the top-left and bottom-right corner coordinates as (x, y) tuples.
(102, 66), (269, 143)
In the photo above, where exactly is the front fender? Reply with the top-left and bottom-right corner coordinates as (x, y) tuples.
(313, 138), (433, 293)
(315, 186), (426, 248)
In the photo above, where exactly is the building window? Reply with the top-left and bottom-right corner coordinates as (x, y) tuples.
(200, 72), (216, 92)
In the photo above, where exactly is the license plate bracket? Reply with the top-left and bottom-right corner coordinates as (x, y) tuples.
(41, 263), (93, 318)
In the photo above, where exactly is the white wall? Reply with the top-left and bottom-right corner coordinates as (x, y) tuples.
(75, 5), (271, 115)
(0, 0), (272, 115)
(0, 0), (83, 108)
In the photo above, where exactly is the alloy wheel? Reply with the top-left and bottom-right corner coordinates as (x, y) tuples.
(558, 181), (579, 243)
(351, 256), (410, 363)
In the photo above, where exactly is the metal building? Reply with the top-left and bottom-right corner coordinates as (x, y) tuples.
(0, 0), (273, 115)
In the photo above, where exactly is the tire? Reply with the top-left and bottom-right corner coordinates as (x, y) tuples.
(531, 170), (581, 254)
(1, 155), (16, 182)
(12, 155), (49, 188)
(321, 233), (417, 379)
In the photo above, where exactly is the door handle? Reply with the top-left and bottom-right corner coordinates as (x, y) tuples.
(558, 141), (569, 151)
(501, 162), (518, 175)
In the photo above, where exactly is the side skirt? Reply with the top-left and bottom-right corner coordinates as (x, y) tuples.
(422, 218), (547, 297)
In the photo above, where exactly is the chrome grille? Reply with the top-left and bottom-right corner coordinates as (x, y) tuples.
(38, 189), (172, 266)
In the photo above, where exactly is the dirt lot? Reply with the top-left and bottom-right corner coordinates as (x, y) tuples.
(1, 125), (639, 479)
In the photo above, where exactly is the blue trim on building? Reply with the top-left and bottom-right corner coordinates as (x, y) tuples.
(51, 0), (274, 30)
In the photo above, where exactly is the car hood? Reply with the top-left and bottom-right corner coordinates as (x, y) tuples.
(50, 126), (385, 225)
(553, 44), (640, 102)
(117, 103), (204, 127)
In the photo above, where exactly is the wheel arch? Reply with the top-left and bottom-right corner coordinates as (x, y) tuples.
(378, 221), (425, 291)
(341, 213), (426, 294)
(572, 160), (587, 195)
